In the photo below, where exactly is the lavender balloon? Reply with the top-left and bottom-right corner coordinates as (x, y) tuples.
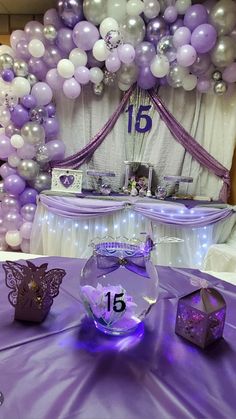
(135, 42), (156, 67)
(56, 28), (76, 53)
(4, 212), (23, 230)
(21, 203), (37, 222)
(24, 21), (44, 41)
(191, 24), (217, 54)
(1, 69), (14, 82)
(184, 5), (208, 31)
(170, 18), (184, 35)
(17, 144), (36, 160)
(63, 78), (81, 99)
(44, 8), (63, 29)
(197, 78), (211, 92)
(173, 27), (191, 48)
(5, 123), (20, 138)
(28, 57), (48, 81)
(43, 118), (60, 139)
(21, 95), (37, 109)
(190, 53), (211, 76)
(137, 66), (157, 90)
(0, 163), (16, 179)
(4, 175), (26, 196)
(74, 66), (91, 83)
(45, 104), (56, 117)
(0, 135), (15, 159)
(73, 21), (100, 51)
(146, 17), (169, 46)
(16, 40), (31, 61)
(1, 196), (20, 214)
(87, 50), (104, 68)
(58, 0), (84, 28)
(46, 69), (65, 90)
(46, 140), (66, 160)
(105, 51), (121, 73)
(222, 63), (236, 83)
(177, 45), (197, 67)
(43, 46), (63, 68)
(31, 83), (53, 106)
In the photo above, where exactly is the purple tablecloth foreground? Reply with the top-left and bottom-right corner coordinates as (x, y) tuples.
(0, 257), (235, 419)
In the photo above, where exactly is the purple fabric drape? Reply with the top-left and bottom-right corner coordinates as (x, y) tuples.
(148, 90), (230, 202)
(51, 87), (134, 169)
(39, 195), (234, 227)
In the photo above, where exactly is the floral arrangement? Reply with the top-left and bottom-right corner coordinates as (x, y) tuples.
(128, 175), (148, 196)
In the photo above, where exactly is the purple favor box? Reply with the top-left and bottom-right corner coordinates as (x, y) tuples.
(175, 288), (226, 349)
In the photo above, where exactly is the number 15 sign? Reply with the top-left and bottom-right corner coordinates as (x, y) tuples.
(126, 105), (153, 134)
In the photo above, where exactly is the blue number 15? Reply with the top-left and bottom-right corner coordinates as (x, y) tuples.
(126, 105), (152, 134)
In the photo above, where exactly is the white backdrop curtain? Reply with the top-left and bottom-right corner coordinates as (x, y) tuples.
(54, 85), (236, 199)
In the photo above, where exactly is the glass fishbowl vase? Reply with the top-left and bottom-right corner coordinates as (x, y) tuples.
(80, 237), (159, 336)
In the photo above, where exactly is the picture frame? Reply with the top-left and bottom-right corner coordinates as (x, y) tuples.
(51, 168), (83, 194)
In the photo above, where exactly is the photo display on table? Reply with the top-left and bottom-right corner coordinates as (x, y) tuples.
(51, 168), (83, 194)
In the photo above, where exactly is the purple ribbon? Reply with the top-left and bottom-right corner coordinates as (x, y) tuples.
(96, 254), (149, 278)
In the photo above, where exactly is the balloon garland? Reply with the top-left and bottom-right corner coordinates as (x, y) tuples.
(0, 0), (236, 251)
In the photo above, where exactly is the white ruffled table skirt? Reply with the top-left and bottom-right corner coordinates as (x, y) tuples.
(30, 194), (236, 269)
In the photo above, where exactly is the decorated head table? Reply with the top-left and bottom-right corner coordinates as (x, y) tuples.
(0, 0), (235, 254)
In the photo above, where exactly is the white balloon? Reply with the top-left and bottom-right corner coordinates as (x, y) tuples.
(150, 54), (170, 77)
(176, 0), (192, 15)
(57, 59), (75, 79)
(90, 67), (104, 84)
(182, 74), (197, 91)
(100, 18), (119, 38)
(8, 154), (21, 168)
(107, 0), (127, 22)
(127, 0), (145, 16)
(0, 45), (15, 57)
(12, 77), (31, 98)
(0, 106), (11, 127)
(28, 39), (45, 58)
(69, 48), (88, 68)
(118, 82), (132, 91)
(93, 40), (110, 62)
(11, 134), (25, 149)
(143, 0), (160, 19)
(5, 230), (22, 247)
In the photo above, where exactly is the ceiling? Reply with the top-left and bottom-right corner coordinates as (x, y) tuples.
(0, 0), (56, 14)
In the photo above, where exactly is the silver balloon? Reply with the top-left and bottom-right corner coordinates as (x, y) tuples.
(43, 25), (58, 41)
(93, 82), (104, 96)
(212, 70), (222, 81)
(0, 180), (5, 194)
(211, 36), (236, 68)
(210, 0), (236, 35)
(0, 54), (14, 71)
(32, 172), (52, 192)
(27, 73), (38, 87)
(21, 122), (46, 146)
(214, 80), (228, 95)
(118, 63), (138, 85)
(13, 59), (29, 77)
(120, 16), (146, 47)
(167, 63), (188, 88)
(17, 159), (40, 181)
(30, 106), (48, 124)
(83, 0), (107, 25)
(157, 36), (177, 62)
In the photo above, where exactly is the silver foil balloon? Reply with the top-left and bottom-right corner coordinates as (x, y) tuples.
(214, 80), (228, 95)
(157, 36), (176, 62)
(58, 0), (84, 28)
(32, 172), (52, 192)
(17, 159), (40, 181)
(0, 54), (14, 71)
(120, 16), (146, 47)
(211, 36), (235, 68)
(93, 82), (104, 96)
(43, 25), (58, 41)
(27, 74), (38, 87)
(210, 0), (236, 35)
(167, 63), (188, 88)
(21, 122), (46, 146)
(83, 0), (107, 25)
(118, 63), (138, 85)
(13, 59), (29, 77)
(212, 70), (222, 81)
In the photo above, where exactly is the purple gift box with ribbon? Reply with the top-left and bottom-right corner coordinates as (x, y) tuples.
(3, 261), (66, 323)
(175, 287), (226, 349)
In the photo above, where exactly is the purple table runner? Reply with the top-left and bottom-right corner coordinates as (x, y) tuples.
(0, 256), (235, 419)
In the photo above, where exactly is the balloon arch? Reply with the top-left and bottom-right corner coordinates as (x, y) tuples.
(0, 0), (235, 251)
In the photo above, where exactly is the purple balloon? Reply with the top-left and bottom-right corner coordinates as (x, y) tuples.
(31, 82), (53, 106)
(21, 203), (37, 222)
(146, 17), (169, 46)
(1, 196), (20, 214)
(19, 188), (38, 205)
(191, 24), (217, 54)
(74, 66), (91, 84)
(4, 175), (26, 196)
(56, 28), (76, 53)
(25, 21), (44, 41)
(184, 5), (208, 31)
(73, 21), (100, 51)
(28, 57), (48, 81)
(137, 66), (157, 90)
(46, 69), (65, 90)
(135, 42), (156, 67)
(58, 0), (84, 29)
(164, 6), (178, 24)
(44, 8), (63, 29)
(46, 140), (66, 160)
(222, 63), (236, 83)
(21, 95), (37, 109)
(105, 51), (121, 73)
(118, 44), (136, 65)
(0, 135), (15, 159)
(20, 221), (33, 240)
(4, 211), (23, 230)
(11, 105), (30, 129)
(197, 78), (211, 92)
(45, 103), (56, 117)
(0, 163), (16, 178)
(1, 69), (14, 82)
(173, 27), (191, 48)
(43, 118), (60, 139)
(63, 78), (81, 99)
(190, 53), (211, 76)
(170, 18), (184, 35)
(177, 45), (197, 67)
(16, 40), (31, 61)
(43, 45), (63, 68)
(17, 144), (36, 160)
(21, 239), (30, 253)
(10, 30), (27, 50)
